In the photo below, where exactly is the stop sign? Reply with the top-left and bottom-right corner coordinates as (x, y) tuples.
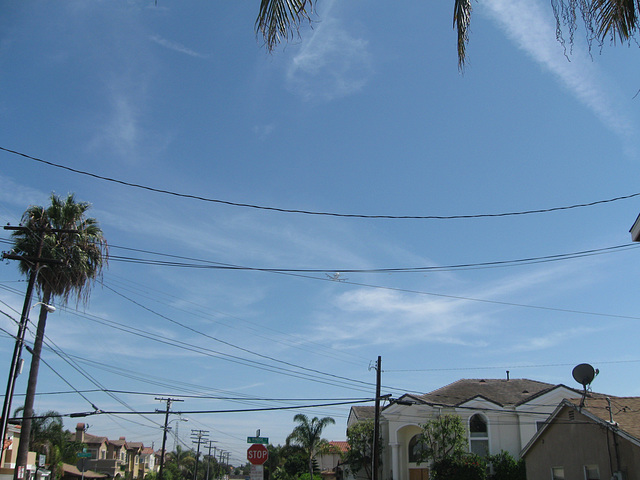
(247, 444), (268, 465)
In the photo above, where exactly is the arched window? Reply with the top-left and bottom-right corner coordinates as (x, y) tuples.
(469, 414), (489, 457)
(408, 434), (428, 463)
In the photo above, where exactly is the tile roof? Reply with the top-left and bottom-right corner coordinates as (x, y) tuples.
(415, 378), (563, 407)
(328, 441), (349, 453)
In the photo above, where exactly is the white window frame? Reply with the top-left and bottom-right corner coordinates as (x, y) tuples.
(551, 466), (565, 480)
(468, 413), (490, 457)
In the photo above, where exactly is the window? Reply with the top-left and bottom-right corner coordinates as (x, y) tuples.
(100, 449), (106, 459)
(469, 414), (489, 457)
(552, 467), (565, 480)
(408, 434), (428, 463)
(584, 465), (600, 480)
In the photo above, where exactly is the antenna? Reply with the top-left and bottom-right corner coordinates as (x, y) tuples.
(572, 363), (598, 408)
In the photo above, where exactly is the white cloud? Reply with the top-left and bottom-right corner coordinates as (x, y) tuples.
(311, 261), (591, 350)
(286, 1), (372, 101)
(149, 35), (209, 59)
(482, 0), (636, 145)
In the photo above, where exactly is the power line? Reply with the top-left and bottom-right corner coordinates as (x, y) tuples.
(104, 243), (639, 274)
(2, 145), (639, 219)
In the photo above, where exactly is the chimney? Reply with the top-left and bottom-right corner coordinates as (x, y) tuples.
(75, 423), (86, 443)
(506, 370), (510, 381)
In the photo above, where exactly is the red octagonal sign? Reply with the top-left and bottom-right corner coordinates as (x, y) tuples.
(247, 444), (268, 465)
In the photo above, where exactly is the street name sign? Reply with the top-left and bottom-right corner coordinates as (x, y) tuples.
(247, 443), (268, 465)
(247, 436), (269, 444)
(77, 452), (92, 458)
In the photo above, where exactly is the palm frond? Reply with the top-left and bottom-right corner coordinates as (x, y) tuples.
(256, 0), (313, 51)
(593, 0), (639, 41)
(453, 0), (472, 71)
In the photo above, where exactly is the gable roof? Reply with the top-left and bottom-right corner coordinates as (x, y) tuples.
(349, 406), (375, 421)
(581, 396), (640, 439)
(413, 379), (563, 407)
(521, 396), (640, 457)
(82, 432), (108, 445)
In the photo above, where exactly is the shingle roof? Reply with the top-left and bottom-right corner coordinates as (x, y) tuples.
(62, 463), (107, 479)
(415, 379), (562, 407)
(581, 396), (640, 440)
(83, 433), (108, 445)
(350, 406), (375, 420)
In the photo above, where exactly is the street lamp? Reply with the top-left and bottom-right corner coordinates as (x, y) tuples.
(169, 416), (188, 451)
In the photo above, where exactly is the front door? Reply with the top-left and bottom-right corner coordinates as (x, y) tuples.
(409, 468), (429, 480)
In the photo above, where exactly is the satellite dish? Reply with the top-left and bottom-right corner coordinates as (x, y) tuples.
(572, 363), (596, 388)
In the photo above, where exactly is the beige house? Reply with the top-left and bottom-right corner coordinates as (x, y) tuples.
(0, 423), (48, 480)
(74, 424), (150, 479)
(522, 397), (640, 480)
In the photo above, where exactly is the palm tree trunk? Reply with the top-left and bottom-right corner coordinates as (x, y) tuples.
(14, 289), (51, 480)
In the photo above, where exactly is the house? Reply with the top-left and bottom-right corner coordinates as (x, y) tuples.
(317, 441), (349, 480)
(352, 378), (585, 480)
(0, 423), (49, 480)
(521, 397), (640, 480)
(73, 424), (151, 479)
(138, 447), (156, 478)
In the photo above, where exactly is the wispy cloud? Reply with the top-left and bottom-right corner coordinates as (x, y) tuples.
(286, 0), (372, 101)
(311, 261), (590, 350)
(482, 0), (636, 146)
(149, 35), (209, 59)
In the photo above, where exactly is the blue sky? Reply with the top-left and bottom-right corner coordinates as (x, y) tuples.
(2, 0), (640, 466)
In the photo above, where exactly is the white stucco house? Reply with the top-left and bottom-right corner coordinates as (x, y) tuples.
(349, 378), (584, 480)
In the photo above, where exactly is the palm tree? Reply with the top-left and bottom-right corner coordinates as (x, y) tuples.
(285, 414), (335, 480)
(256, 1), (640, 70)
(166, 445), (196, 478)
(10, 193), (108, 477)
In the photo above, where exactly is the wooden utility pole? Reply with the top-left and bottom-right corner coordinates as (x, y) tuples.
(373, 356), (381, 480)
(157, 397), (183, 480)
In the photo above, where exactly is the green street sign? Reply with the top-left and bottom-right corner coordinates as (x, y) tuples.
(77, 452), (92, 458)
(247, 436), (269, 444)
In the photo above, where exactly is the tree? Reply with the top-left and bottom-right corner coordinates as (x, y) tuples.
(487, 451), (525, 480)
(343, 419), (382, 480)
(256, 1), (640, 70)
(286, 414), (335, 480)
(165, 445), (196, 478)
(11, 193), (108, 478)
(417, 415), (488, 480)
(418, 414), (467, 464)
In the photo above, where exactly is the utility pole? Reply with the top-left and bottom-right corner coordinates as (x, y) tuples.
(1, 225), (62, 471)
(156, 397), (183, 480)
(218, 450), (226, 480)
(372, 356), (382, 480)
(205, 440), (217, 480)
(191, 429), (210, 480)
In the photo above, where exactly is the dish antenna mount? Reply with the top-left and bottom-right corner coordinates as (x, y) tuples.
(572, 363), (599, 407)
